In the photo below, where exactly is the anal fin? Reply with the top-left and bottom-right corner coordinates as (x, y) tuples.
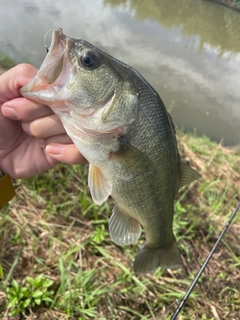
(109, 205), (142, 245)
(88, 163), (112, 205)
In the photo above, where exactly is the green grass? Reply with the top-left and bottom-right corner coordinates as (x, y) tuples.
(0, 54), (16, 70)
(0, 131), (240, 319)
(234, 0), (240, 8)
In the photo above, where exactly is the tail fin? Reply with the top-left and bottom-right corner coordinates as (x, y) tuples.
(133, 240), (182, 274)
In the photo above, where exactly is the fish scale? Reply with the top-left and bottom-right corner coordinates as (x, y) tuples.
(20, 29), (201, 274)
(108, 83), (178, 246)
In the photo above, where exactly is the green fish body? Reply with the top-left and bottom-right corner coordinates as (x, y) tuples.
(21, 29), (200, 274)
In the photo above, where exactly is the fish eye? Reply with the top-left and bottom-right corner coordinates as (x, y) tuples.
(80, 50), (98, 69)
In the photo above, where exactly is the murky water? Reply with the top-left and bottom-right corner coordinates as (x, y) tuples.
(0, 0), (239, 146)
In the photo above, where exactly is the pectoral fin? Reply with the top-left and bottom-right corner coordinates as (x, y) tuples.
(179, 161), (201, 189)
(88, 164), (112, 205)
(109, 205), (142, 245)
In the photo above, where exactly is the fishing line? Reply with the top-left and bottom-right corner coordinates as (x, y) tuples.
(171, 200), (240, 320)
(43, 28), (56, 53)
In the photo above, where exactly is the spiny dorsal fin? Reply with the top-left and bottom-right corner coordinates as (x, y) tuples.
(88, 164), (112, 205)
(179, 161), (201, 189)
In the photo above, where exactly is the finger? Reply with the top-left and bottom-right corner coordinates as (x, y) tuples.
(46, 143), (86, 165)
(37, 134), (73, 147)
(2, 97), (53, 121)
(22, 114), (65, 138)
(0, 64), (38, 103)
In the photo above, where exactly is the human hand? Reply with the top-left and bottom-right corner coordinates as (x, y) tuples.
(0, 64), (85, 179)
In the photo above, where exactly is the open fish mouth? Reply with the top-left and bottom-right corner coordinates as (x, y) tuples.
(35, 28), (68, 85)
(46, 28), (67, 57)
(20, 29), (72, 102)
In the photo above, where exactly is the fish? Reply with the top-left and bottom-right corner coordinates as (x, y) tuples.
(20, 29), (201, 274)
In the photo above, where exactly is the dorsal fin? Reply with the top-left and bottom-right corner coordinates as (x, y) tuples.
(179, 161), (201, 189)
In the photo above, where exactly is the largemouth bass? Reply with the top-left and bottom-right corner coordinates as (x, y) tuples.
(21, 29), (201, 274)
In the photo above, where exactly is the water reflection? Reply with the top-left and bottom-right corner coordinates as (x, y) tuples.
(0, 0), (239, 145)
(104, 0), (240, 55)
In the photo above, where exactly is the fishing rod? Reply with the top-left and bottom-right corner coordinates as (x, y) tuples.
(171, 200), (240, 320)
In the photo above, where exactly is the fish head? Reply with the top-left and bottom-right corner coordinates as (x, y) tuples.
(21, 29), (139, 136)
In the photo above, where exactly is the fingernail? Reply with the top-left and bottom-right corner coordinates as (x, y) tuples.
(2, 106), (18, 119)
(46, 144), (64, 155)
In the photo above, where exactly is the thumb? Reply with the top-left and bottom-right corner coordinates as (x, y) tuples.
(0, 64), (38, 103)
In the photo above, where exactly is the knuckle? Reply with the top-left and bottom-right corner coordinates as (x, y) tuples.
(29, 120), (45, 138)
(16, 63), (37, 75)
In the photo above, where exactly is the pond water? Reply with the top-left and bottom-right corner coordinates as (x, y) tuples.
(0, 0), (240, 146)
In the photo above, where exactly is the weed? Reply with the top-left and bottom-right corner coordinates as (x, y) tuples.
(234, 0), (240, 7)
(6, 274), (54, 317)
(0, 54), (16, 70)
(91, 225), (108, 245)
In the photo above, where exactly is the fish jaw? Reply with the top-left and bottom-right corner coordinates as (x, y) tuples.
(21, 28), (145, 147)
(20, 76), (57, 105)
(20, 29), (73, 109)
